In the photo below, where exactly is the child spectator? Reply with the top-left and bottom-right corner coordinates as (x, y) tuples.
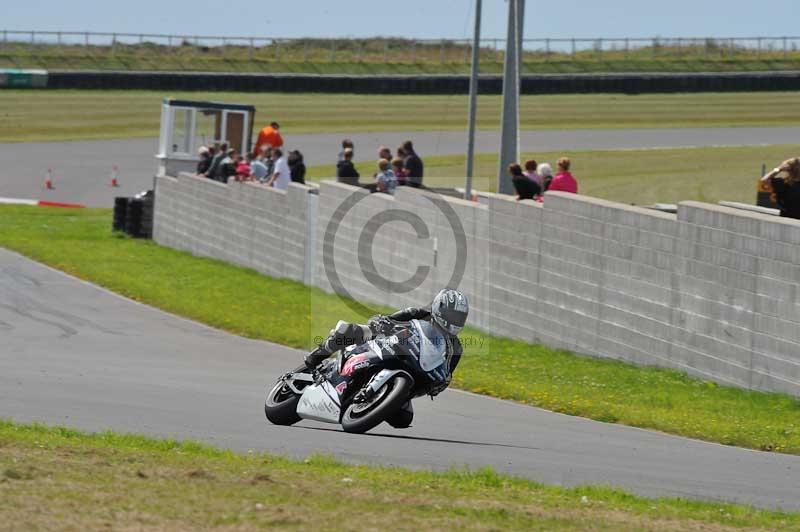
(523, 159), (542, 187)
(537, 162), (553, 191)
(375, 159), (397, 195)
(548, 157), (578, 194)
(761, 157), (800, 219)
(391, 157), (407, 185)
(509, 163), (541, 201)
(288, 150), (306, 184)
(220, 149), (237, 183)
(336, 148), (360, 186)
(378, 146), (392, 162)
(235, 153), (251, 181)
(249, 153), (269, 183)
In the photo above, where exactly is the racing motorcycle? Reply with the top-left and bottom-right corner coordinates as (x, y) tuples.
(264, 318), (451, 434)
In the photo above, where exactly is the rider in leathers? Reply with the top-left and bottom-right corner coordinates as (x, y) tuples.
(304, 289), (469, 428)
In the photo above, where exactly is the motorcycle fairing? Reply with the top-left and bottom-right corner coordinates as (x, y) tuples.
(410, 319), (447, 371)
(296, 381), (341, 423)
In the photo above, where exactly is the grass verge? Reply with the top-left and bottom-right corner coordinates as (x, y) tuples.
(3, 90), (800, 142)
(0, 419), (797, 530)
(1, 206), (799, 455)
(308, 144), (797, 206)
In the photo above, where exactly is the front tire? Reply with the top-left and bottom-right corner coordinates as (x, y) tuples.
(341, 375), (412, 434)
(264, 379), (302, 426)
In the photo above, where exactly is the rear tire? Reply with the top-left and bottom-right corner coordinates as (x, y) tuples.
(341, 375), (412, 434)
(264, 373), (304, 426)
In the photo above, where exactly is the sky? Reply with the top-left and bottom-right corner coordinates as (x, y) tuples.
(3, 0), (800, 41)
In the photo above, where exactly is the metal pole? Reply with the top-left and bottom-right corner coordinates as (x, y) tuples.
(497, 0), (524, 195)
(465, 0), (482, 200)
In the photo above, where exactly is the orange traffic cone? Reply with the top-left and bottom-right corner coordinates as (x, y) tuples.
(43, 168), (55, 190)
(109, 165), (120, 187)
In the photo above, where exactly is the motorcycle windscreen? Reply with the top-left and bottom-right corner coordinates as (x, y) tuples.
(410, 319), (447, 371)
(296, 382), (341, 424)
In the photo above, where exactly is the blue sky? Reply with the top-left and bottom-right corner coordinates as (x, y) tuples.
(3, 0), (799, 40)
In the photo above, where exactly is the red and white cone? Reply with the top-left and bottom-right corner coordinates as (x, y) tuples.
(43, 168), (55, 190)
(109, 165), (120, 187)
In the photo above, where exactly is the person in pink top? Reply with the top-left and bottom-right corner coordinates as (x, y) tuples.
(548, 157), (578, 194)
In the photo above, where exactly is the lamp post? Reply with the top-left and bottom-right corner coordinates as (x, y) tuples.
(464, 0), (482, 200)
(497, 0), (525, 195)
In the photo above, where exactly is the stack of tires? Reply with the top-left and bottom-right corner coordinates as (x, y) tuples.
(112, 191), (154, 238)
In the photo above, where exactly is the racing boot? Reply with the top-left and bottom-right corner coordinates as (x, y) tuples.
(304, 344), (332, 369)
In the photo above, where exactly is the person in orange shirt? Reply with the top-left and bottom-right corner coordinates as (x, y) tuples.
(253, 122), (284, 156)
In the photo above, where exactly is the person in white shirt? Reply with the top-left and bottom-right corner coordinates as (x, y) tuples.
(266, 148), (292, 190)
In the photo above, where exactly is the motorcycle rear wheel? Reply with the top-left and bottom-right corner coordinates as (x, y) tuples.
(341, 375), (412, 434)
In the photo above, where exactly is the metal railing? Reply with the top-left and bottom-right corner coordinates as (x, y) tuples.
(2, 30), (800, 63)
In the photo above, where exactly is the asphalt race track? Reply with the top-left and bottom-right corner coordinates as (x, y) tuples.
(1, 248), (798, 510)
(2, 126), (799, 207)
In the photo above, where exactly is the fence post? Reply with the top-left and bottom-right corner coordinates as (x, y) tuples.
(304, 40), (309, 62)
(84, 32), (89, 46)
(440, 40), (445, 63)
(783, 37), (788, 60)
(624, 37), (629, 58)
(571, 38), (575, 58)
(410, 40), (416, 63)
(330, 40), (336, 62)
(111, 33), (116, 56)
(384, 40), (389, 62)
(757, 37), (762, 58)
(545, 38), (550, 60)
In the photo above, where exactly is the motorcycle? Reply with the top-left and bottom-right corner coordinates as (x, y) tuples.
(264, 318), (451, 434)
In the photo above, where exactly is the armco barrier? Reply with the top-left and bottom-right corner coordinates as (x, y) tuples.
(153, 174), (800, 397)
(39, 70), (800, 94)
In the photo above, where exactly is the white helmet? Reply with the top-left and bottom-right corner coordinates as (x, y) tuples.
(431, 289), (469, 335)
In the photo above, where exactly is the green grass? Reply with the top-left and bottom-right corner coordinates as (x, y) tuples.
(2, 420), (796, 530)
(308, 144), (797, 206)
(4, 39), (800, 74)
(1, 205), (799, 456)
(3, 89), (800, 142)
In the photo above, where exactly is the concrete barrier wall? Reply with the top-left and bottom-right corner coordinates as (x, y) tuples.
(153, 173), (312, 283)
(153, 176), (800, 396)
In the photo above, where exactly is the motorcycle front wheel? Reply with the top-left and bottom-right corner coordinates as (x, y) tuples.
(341, 375), (412, 434)
(264, 368), (306, 426)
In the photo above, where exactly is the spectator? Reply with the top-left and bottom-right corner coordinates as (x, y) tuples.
(336, 148), (360, 186)
(236, 153), (252, 181)
(509, 163), (541, 200)
(338, 139), (354, 162)
(196, 146), (212, 175)
(258, 146), (275, 178)
(548, 157), (578, 194)
(375, 159), (397, 195)
(761, 157), (800, 219)
(391, 157), (407, 185)
(538, 162), (553, 191)
(396, 146), (407, 160)
(266, 148), (291, 190)
(378, 146), (392, 162)
(249, 152), (269, 183)
(220, 149), (237, 183)
(288, 150), (306, 184)
(523, 159), (542, 187)
(253, 121), (284, 155)
(205, 142), (228, 180)
(402, 140), (424, 188)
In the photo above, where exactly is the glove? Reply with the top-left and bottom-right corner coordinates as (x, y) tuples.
(367, 315), (395, 336)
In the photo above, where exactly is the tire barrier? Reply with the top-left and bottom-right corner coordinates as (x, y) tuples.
(44, 70), (800, 94)
(113, 191), (154, 238)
